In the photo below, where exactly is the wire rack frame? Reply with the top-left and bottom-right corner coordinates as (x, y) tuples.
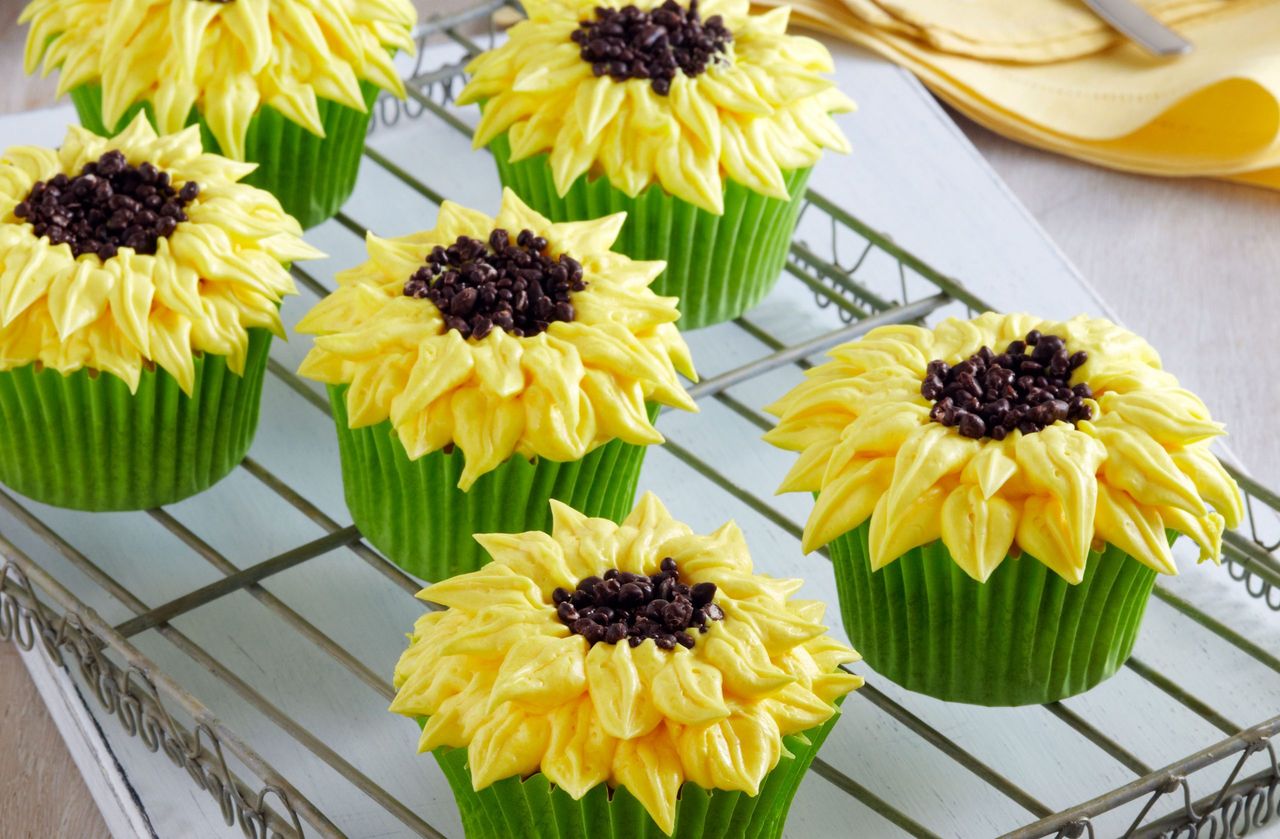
(1, 4), (1277, 838)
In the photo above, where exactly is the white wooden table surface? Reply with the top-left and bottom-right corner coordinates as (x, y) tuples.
(1, 34), (1277, 839)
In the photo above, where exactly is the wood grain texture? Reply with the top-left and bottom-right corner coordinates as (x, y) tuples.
(0, 0), (57, 115)
(0, 643), (110, 838)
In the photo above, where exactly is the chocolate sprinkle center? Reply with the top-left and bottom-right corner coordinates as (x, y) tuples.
(571, 0), (732, 96)
(553, 558), (725, 650)
(922, 329), (1094, 440)
(404, 229), (586, 340)
(13, 150), (197, 260)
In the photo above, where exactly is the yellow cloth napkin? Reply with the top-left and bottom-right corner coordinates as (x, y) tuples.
(763, 0), (1280, 188)
(840, 0), (1229, 61)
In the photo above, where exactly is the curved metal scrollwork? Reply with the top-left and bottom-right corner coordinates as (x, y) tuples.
(0, 562), (306, 839)
(1053, 819), (1096, 839)
(1161, 775), (1280, 839)
(1040, 743), (1279, 839)
(1229, 488), (1280, 611)
(1224, 558), (1280, 611)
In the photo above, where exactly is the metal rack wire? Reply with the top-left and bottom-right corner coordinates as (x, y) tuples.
(1, 3), (1277, 837)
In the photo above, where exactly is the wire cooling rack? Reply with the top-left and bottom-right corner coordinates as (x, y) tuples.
(2, 3), (1278, 837)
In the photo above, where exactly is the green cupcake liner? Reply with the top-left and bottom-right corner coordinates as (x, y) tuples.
(328, 384), (656, 581)
(489, 133), (811, 331)
(431, 711), (840, 839)
(827, 521), (1160, 706)
(69, 82), (378, 230)
(0, 329), (272, 511)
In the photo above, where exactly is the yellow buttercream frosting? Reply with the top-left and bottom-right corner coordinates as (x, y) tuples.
(296, 188), (697, 490)
(458, 0), (855, 214)
(0, 116), (321, 394)
(21, 0), (416, 160)
(764, 312), (1244, 583)
(390, 493), (862, 834)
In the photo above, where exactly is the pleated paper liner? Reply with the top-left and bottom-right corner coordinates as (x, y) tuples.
(431, 712), (841, 839)
(827, 520), (1160, 706)
(328, 384), (657, 581)
(69, 82), (378, 230)
(0, 329), (272, 511)
(489, 132), (811, 331)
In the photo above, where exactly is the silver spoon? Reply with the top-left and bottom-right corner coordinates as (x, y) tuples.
(1081, 0), (1194, 56)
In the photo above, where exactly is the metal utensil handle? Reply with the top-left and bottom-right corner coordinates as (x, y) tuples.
(1081, 0), (1194, 56)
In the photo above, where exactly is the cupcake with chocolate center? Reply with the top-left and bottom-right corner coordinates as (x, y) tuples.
(0, 116), (320, 509)
(297, 189), (697, 579)
(764, 312), (1244, 705)
(458, 0), (854, 329)
(21, 0), (417, 229)
(391, 493), (862, 837)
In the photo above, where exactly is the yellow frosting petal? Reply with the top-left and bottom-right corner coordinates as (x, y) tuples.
(297, 189), (696, 489)
(675, 704), (781, 795)
(490, 634), (589, 711)
(1094, 419), (1206, 516)
(541, 697), (617, 799)
(418, 670), (498, 751)
(881, 423), (979, 533)
(586, 638), (666, 739)
(664, 520), (754, 577)
(802, 457), (895, 554)
(23, 0), (417, 160)
(960, 437), (1019, 499)
(868, 483), (947, 570)
(650, 649), (731, 726)
(0, 117), (314, 393)
(700, 623), (796, 699)
(438, 604), (567, 658)
(940, 484), (1019, 582)
(421, 564), (545, 611)
(611, 726), (683, 835)
(1094, 484), (1177, 576)
(760, 681), (840, 737)
(1170, 445), (1244, 528)
(1101, 389), (1224, 446)
(468, 703), (551, 789)
(458, 0), (852, 214)
(1160, 506), (1224, 565)
(475, 531), (580, 597)
(618, 491), (695, 572)
(1015, 425), (1107, 579)
(718, 598), (826, 655)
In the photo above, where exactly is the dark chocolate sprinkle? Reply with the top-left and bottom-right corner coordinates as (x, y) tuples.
(571, 0), (732, 96)
(13, 150), (196, 260)
(404, 228), (586, 340)
(923, 329), (1093, 440)
(553, 559), (724, 648)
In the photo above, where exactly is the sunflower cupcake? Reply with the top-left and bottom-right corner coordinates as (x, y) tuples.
(297, 189), (697, 580)
(764, 313), (1244, 706)
(0, 117), (319, 511)
(21, 0), (417, 230)
(391, 493), (862, 838)
(458, 0), (853, 330)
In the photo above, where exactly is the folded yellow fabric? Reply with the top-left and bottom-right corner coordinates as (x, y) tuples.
(840, 0), (1229, 62)
(761, 0), (1280, 188)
